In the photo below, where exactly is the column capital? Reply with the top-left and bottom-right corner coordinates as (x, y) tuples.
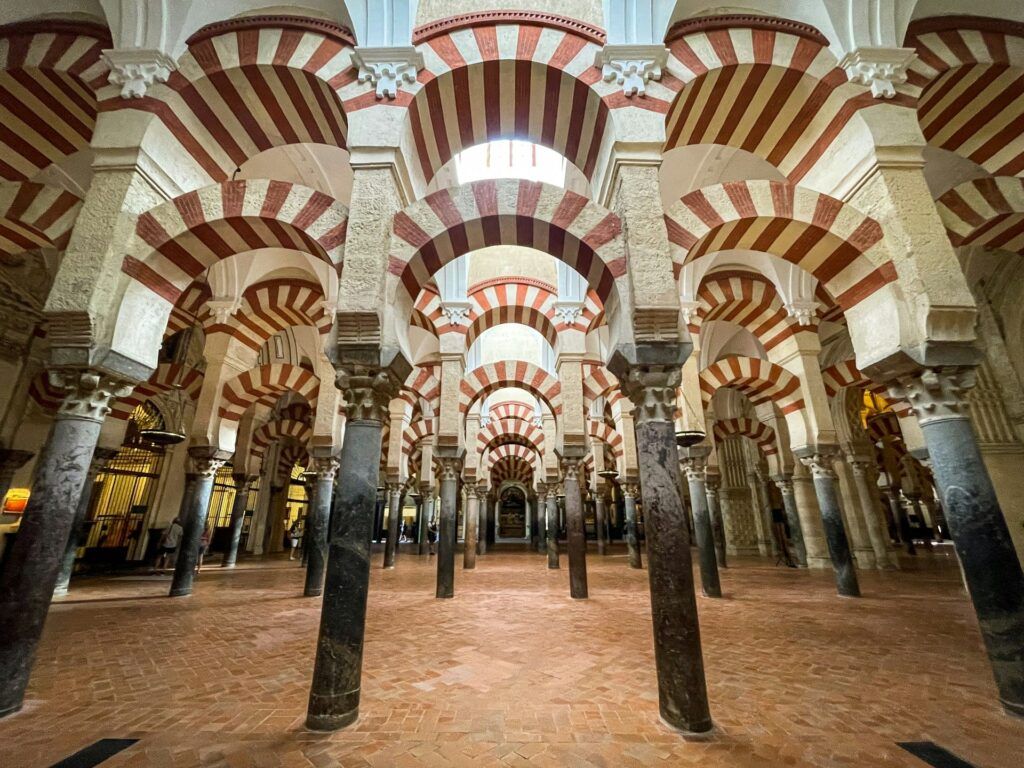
(312, 457), (340, 480)
(437, 456), (462, 481)
(232, 472), (258, 488)
(839, 46), (916, 99)
(560, 456), (583, 481)
(772, 475), (794, 493)
(187, 447), (228, 478)
(888, 368), (975, 426)
(682, 457), (706, 483)
(616, 365), (681, 425)
(101, 48), (177, 98)
(338, 365), (405, 424)
(50, 369), (134, 423)
(596, 43), (668, 97)
(352, 45), (424, 99)
(798, 449), (839, 481)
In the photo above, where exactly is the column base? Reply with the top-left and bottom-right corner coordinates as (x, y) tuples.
(1003, 697), (1024, 718)
(0, 701), (23, 719)
(52, 586), (69, 598)
(304, 588), (323, 598)
(306, 707), (359, 731)
(168, 588), (193, 598)
(661, 713), (714, 734)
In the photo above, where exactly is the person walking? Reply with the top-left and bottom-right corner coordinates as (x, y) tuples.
(154, 517), (183, 572)
(427, 520), (438, 556)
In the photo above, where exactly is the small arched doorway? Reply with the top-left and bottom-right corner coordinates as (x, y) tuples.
(497, 486), (528, 541)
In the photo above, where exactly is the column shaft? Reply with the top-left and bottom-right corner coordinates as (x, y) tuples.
(563, 463), (588, 598)
(169, 454), (223, 598)
(222, 477), (252, 568)
(383, 486), (401, 569)
(546, 494), (559, 569)
(705, 481), (727, 568)
(805, 456), (860, 598)
(435, 462), (458, 598)
(53, 448), (115, 596)
(850, 461), (892, 569)
(304, 461), (336, 597)
(463, 490), (478, 569)
(776, 480), (807, 566)
(624, 487), (642, 569)
(419, 494), (433, 555)
(595, 495), (608, 555)
(686, 467), (721, 598)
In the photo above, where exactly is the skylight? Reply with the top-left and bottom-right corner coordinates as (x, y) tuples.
(456, 140), (567, 186)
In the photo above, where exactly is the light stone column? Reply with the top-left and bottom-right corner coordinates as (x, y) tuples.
(749, 472), (772, 557)
(383, 483), (402, 569)
(419, 490), (433, 556)
(536, 483), (548, 554)
(546, 490), (559, 569)
(0, 370), (132, 718)
(791, 461), (830, 568)
(304, 457), (339, 597)
(595, 492), (608, 555)
(773, 476), (807, 567)
(463, 485), (478, 570)
(169, 449), (227, 598)
(891, 369), (1024, 716)
(848, 458), (893, 569)
(801, 452), (860, 598)
(613, 354), (712, 733)
(623, 483), (642, 569)
(222, 474), (256, 569)
(53, 446), (119, 597)
(833, 457), (876, 568)
(435, 456), (461, 598)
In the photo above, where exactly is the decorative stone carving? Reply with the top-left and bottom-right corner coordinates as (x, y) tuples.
(560, 456), (582, 481)
(188, 454), (226, 478)
(311, 456), (340, 480)
(102, 48), (177, 99)
(784, 299), (819, 326)
(352, 46), (424, 99)
(439, 301), (472, 326)
(889, 368), (975, 426)
(553, 302), (584, 326)
(207, 298), (242, 324)
(622, 483), (639, 499)
(49, 370), (134, 422)
(338, 366), (403, 423)
(597, 44), (668, 97)
(678, 300), (701, 325)
(438, 456), (462, 482)
(799, 450), (838, 480)
(618, 366), (680, 425)
(839, 46), (917, 99)
(773, 476), (793, 493)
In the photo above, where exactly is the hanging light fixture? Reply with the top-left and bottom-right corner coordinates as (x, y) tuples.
(139, 389), (188, 446)
(675, 430), (706, 447)
(598, 469), (619, 481)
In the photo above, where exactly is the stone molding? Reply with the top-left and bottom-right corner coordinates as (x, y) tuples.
(839, 46), (917, 99)
(799, 450), (839, 481)
(553, 301), (585, 326)
(784, 299), (819, 326)
(311, 457), (340, 480)
(102, 48), (177, 99)
(49, 370), (133, 423)
(622, 483), (639, 499)
(437, 456), (462, 482)
(352, 46), (424, 100)
(439, 301), (472, 326)
(597, 43), (668, 97)
(617, 366), (681, 425)
(889, 368), (975, 427)
(338, 367), (404, 424)
(185, 14), (355, 47)
(665, 14), (828, 46)
(413, 11), (606, 45)
(187, 449), (227, 479)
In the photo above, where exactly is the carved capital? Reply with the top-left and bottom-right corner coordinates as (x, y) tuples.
(799, 450), (838, 481)
(553, 301), (585, 326)
(682, 457), (706, 484)
(338, 365), (403, 423)
(352, 46), (424, 99)
(232, 473), (258, 492)
(596, 44), (668, 97)
(622, 482), (639, 500)
(773, 475), (794, 494)
(439, 301), (472, 326)
(617, 365), (680, 425)
(438, 456), (462, 482)
(839, 46), (917, 99)
(187, 449), (226, 479)
(784, 299), (819, 326)
(560, 456), (583, 482)
(49, 369), (134, 423)
(102, 48), (176, 98)
(889, 368), (975, 426)
(311, 456), (340, 481)
(705, 474), (721, 494)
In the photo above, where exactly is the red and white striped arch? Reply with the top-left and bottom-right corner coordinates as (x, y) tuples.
(100, 16), (356, 182)
(394, 12), (631, 185)
(203, 278), (332, 352)
(27, 371), (65, 413)
(665, 180), (894, 310)
(251, 417), (312, 458)
(109, 363), (204, 421)
(126, 180), (348, 305)
(477, 417), (545, 456)
(390, 179), (625, 305)
(690, 271), (808, 352)
(400, 364), (441, 417)
(0, 20), (110, 181)
(936, 177), (1024, 255)
(401, 417), (435, 457)
(218, 363), (319, 421)
(699, 356), (805, 415)
(486, 442), (540, 472)
(0, 182), (81, 257)
(587, 420), (624, 460)
(819, 359), (912, 417)
(663, 16), (885, 182)
(905, 17), (1024, 177)
(712, 417), (778, 456)
(275, 440), (309, 478)
(581, 364), (624, 411)
(460, 361), (562, 415)
(488, 401), (537, 423)
(490, 454), (535, 487)
(165, 283), (212, 338)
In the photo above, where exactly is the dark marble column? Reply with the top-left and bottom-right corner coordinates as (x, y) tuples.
(683, 459), (721, 599)
(595, 493), (608, 555)
(307, 363), (403, 731)
(0, 448), (32, 513)
(623, 483), (642, 569)
(546, 491), (559, 569)
(170, 449), (227, 598)
(53, 447), (119, 597)
(773, 476), (807, 567)
(304, 457), (338, 597)
(435, 457), (460, 598)
(222, 474), (255, 568)
(463, 485), (478, 569)
(562, 458), (588, 598)
(535, 484), (548, 554)
(383, 483), (402, 569)
(705, 475), (727, 568)
(0, 370), (133, 719)
(801, 452), (860, 598)
(611, 352), (712, 733)
(419, 490), (433, 555)
(892, 369), (1024, 717)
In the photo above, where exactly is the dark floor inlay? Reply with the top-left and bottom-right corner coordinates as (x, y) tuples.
(50, 739), (139, 768)
(897, 741), (977, 768)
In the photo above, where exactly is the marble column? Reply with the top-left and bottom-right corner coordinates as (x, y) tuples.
(595, 493), (608, 555)
(562, 458), (588, 599)
(307, 366), (400, 731)
(383, 484), (402, 569)
(170, 449), (226, 598)
(893, 369), (1024, 717)
(53, 447), (119, 597)
(705, 475), (727, 568)
(536, 484), (548, 554)
(773, 477), (807, 566)
(684, 459), (721, 598)
(222, 474), (255, 569)
(304, 457), (338, 597)
(476, 492), (487, 555)
(623, 483), (642, 569)
(848, 458), (893, 569)
(0, 448), (32, 510)
(749, 472), (772, 557)
(419, 491), (433, 555)
(0, 370), (132, 719)
(435, 457), (460, 598)
(801, 453), (860, 597)
(463, 485), (478, 569)
(791, 463), (830, 567)
(614, 357), (712, 733)
(546, 491), (559, 569)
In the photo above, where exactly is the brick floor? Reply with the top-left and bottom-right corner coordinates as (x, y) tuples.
(1, 546), (1021, 767)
